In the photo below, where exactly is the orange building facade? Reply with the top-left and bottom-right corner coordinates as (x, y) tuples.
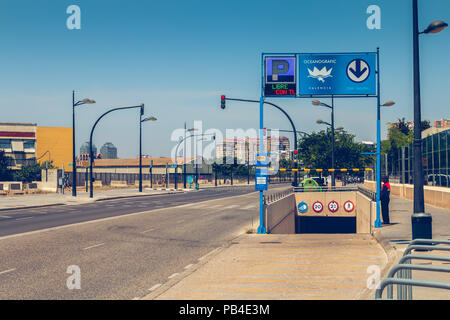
(36, 127), (73, 172)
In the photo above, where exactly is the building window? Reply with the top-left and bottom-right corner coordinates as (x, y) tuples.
(23, 140), (35, 149)
(0, 139), (12, 149)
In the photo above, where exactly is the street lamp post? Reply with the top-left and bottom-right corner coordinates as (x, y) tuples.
(411, 0), (447, 239)
(72, 91), (95, 196)
(220, 96), (300, 186)
(174, 132), (214, 190)
(312, 98), (336, 187)
(89, 104), (144, 198)
(139, 116), (157, 192)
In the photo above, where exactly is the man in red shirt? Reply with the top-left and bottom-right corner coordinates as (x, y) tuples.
(380, 176), (391, 224)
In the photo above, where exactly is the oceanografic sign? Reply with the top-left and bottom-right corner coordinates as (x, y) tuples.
(264, 56), (296, 97)
(298, 53), (376, 96)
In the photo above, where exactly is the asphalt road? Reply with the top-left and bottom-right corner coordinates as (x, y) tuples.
(0, 185), (289, 299)
(0, 186), (257, 237)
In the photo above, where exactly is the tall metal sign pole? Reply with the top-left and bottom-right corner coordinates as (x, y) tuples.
(257, 51), (381, 233)
(375, 47), (382, 228)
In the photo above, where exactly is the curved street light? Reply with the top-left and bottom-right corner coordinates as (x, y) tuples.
(173, 133), (215, 189)
(220, 96), (301, 186)
(89, 104), (144, 198)
(72, 91), (96, 197)
(312, 98), (337, 186)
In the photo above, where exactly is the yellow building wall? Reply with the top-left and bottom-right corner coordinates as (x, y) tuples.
(36, 127), (73, 172)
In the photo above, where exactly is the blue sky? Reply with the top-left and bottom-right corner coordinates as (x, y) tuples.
(0, 0), (449, 158)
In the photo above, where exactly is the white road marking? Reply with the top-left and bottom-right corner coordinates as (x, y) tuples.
(148, 283), (162, 291)
(83, 243), (105, 250)
(209, 205), (223, 209)
(184, 264), (193, 269)
(168, 273), (179, 279)
(15, 217), (33, 221)
(141, 228), (155, 234)
(0, 268), (16, 275)
(0, 215), (12, 219)
(242, 205), (256, 210)
(223, 205), (239, 209)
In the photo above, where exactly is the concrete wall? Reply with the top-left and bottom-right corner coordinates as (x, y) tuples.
(265, 193), (296, 234)
(355, 192), (376, 234)
(364, 180), (450, 210)
(294, 191), (374, 234)
(263, 190), (376, 234)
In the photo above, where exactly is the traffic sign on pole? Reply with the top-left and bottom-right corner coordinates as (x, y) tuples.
(264, 56), (297, 97)
(298, 53), (376, 96)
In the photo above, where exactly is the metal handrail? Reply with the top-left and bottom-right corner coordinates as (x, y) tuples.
(376, 239), (450, 300)
(376, 278), (450, 300)
(293, 186), (358, 193)
(357, 186), (377, 201)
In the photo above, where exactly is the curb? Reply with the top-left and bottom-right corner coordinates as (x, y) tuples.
(0, 203), (66, 212)
(356, 229), (403, 300)
(0, 191), (186, 211)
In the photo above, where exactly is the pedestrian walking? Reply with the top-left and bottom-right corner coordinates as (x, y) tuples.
(380, 176), (391, 224)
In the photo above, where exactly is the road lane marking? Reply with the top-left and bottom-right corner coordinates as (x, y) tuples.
(15, 217), (33, 221)
(242, 205), (256, 210)
(168, 273), (179, 279)
(83, 243), (105, 250)
(0, 215), (12, 219)
(0, 191), (258, 241)
(223, 205), (239, 209)
(141, 228), (155, 234)
(148, 284), (162, 291)
(184, 264), (193, 269)
(0, 268), (16, 275)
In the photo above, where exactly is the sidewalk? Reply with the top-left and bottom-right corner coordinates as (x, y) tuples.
(143, 196), (449, 300)
(0, 187), (185, 211)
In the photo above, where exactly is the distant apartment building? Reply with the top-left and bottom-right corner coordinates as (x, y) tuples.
(0, 123), (37, 170)
(100, 142), (118, 159)
(434, 119), (449, 128)
(215, 136), (290, 164)
(80, 142), (97, 155)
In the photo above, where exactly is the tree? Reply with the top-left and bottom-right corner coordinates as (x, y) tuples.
(13, 163), (42, 183)
(298, 129), (372, 173)
(0, 150), (13, 181)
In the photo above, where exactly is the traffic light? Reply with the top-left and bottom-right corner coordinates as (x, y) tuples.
(220, 95), (226, 109)
(293, 150), (298, 159)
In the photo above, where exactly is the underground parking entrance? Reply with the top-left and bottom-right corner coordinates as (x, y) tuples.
(296, 216), (356, 234)
(263, 186), (375, 235)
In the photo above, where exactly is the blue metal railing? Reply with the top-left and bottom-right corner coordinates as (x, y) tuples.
(375, 239), (450, 299)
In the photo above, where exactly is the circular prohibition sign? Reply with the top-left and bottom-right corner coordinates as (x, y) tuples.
(343, 200), (355, 212)
(328, 200), (339, 213)
(312, 201), (324, 213)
